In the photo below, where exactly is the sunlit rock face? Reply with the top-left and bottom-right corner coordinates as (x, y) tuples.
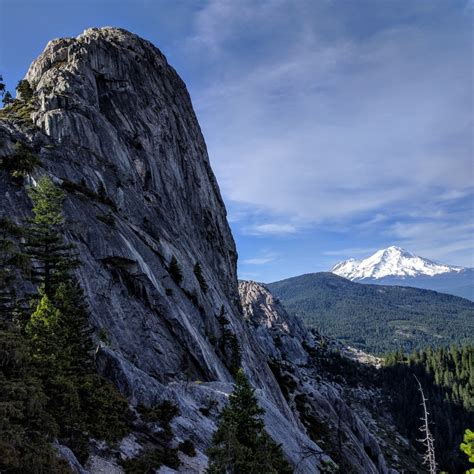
(0, 27), (404, 473)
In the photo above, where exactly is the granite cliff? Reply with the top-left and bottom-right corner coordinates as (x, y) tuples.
(0, 28), (413, 473)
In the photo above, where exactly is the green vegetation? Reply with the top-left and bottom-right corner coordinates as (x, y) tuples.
(121, 446), (180, 473)
(16, 79), (33, 101)
(300, 340), (472, 472)
(216, 306), (241, 376)
(382, 345), (474, 473)
(0, 99), (35, 125)
(179, 439), (196, 457)
(137, 400), (180, 427)
(267, 272), (474, 354)
(0, 218), (27, 318)
(194, 261), (208, 293)
(25, 177), (78, 297)
(0, 323), (71, 473)
(2, 91), (13, 106)
(168, 255), (183, 285)
(461, 429), (474, 472)
(206, 368), (292, 473)
(0, 75), (14, 107)
(122, 400), (182, 472)
(96, 212), (116, 227)
(0, 142), (40, 183)
(61, 178), (117, 210)
(0, 79), (35, 126)
(0, 175), (130, 469)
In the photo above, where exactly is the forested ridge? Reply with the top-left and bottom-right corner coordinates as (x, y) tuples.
(310, 342), (473, 472)
(382, 345), (474, 473)
(267, 272), (474, 354)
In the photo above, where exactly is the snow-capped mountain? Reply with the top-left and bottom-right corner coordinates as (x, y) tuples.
(331, 246), (473, 300)
(331, 246), (464, 280)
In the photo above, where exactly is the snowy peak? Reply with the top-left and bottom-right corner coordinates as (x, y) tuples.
(331, 246), (464, 280)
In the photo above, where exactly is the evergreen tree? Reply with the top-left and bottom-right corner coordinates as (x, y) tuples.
(25, 176), (78, 298)
(194, 261), (208, 293)
(16, 79), (33, 101)
(0, 176), (129, 467)
(0, 236), (68, 473)
(207, 368), (291, 473)
(0, 322), (70, 473)
(168, 255), (183, 285)
(23, 176), (129, 460)
(0, 218), (24, 319)
(2, 91), (13, 106)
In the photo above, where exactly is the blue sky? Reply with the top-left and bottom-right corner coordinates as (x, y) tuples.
(1, 0), (473, 282)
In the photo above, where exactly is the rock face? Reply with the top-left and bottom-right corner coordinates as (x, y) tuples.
(239, 281), (401, 474)
(0, 27), (404, 473)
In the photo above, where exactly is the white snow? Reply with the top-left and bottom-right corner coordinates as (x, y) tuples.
(331, 246), (464, 280)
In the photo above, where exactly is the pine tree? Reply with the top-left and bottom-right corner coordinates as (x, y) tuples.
(0, 211), (70, 471)
(207, 368), (292, 473)
(168, 255), (183, 285)
(0, 322), (70, 473)
(16, 79), (33, 101)
(0, 218), (24, 319)
(2, 91), (13, 106)
(23, 176), (129, 460)
(193, 261), (208, 293)
(25, 176), (78, 298)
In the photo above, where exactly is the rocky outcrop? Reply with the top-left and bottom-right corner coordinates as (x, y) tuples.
(239, 281), (401, 474)
(0, 27), (404, 473)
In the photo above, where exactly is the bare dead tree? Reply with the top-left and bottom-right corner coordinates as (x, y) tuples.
(414, 375), (437, 474)
(295, 443), (329, 473)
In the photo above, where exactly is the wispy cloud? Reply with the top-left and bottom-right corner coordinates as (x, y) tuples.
(244, 223), (298, 236)
(188, 0), (472, 222)
(323, 247), (376, 257)
(242, 255), (277, 265)
(182, 0), (473, 272)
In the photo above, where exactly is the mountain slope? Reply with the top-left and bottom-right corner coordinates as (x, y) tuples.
(331, 246), (473, 300)
(267, 272), (474, 354)
(239, 281), (423, 473)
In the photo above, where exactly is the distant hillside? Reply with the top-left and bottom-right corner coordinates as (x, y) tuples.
(360, 270), (474, 301)
(267, 272), (474, 354)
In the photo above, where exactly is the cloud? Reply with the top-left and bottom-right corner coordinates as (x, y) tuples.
(323, 247), (376, 257)
(242, 256), (276, 265)
(187, 0), (472, 227)
(244, 223), (298, 235)
(180, 0), (474, 270)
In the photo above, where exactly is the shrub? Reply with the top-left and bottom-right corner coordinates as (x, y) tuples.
(61, 179), (116, 210)
(179, 439), (196, 457)
(138, 400), (180, 425)
(0, 98), (35, 126)
(121, 446), (180, 473)
(96, 212), (115, 227)
(0, 142), (40, 182)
